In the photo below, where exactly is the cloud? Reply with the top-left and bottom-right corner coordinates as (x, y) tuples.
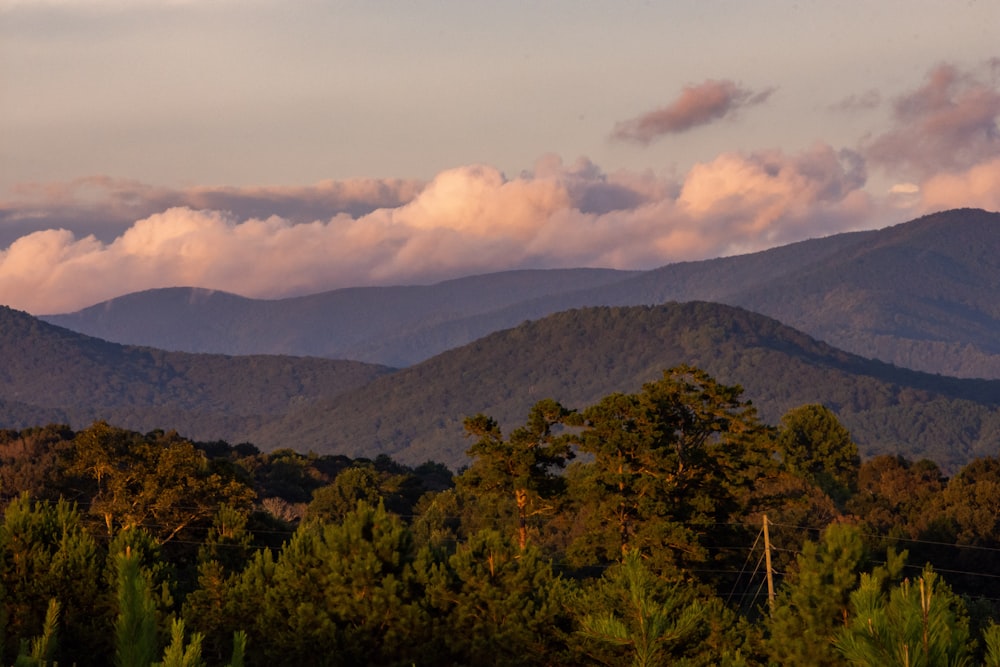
(612, 80), (775, 145)
(0, 176), (424, 247)
(919, 157), (1000, 212)
(0, 149), (879, 315)
(864, 62), (1000, 180)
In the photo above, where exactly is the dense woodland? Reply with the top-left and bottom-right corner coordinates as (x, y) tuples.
(3, 366), (1000, 665)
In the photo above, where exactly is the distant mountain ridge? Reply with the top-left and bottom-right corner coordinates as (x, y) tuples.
(41, 209), (1000, 377)
(42, 268), (639, 366)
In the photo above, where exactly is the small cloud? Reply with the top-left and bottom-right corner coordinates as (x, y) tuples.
(829, 89), (882, 113)
(612, 79), (775, 145)
(888, 182), (919, 194)
(863, 61), (1000, 180)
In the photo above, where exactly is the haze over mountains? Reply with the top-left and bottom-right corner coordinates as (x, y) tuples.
(43, 209), (1000, 378)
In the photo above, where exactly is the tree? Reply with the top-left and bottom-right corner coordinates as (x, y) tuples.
(68, 423), (255, 544)
(458, 399), (575, 550)
(305, 466), (382, 524)
(423, 529), (572, 665)
(568, 367), (763, 576)
(573, 551), (703, 667)
(767, 522), (906, 667)
(834, 567), (973, 666)
(114, 547), (159, 667)
(230, 501), (432, 666)
(777, 404), (860, 505)
(0, 494), (103, 666)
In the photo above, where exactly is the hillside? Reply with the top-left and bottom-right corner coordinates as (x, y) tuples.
(42, 209), (1000, 377)
(247, 302), (1000, 473)
(41, 268), (639, 365)
(0, 305), (393, 438)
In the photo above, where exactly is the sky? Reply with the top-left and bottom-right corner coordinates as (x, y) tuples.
(1, 0), (999, 314)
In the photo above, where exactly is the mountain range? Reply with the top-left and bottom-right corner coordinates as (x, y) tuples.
(42, 208), (1000, 378)
(4, 298), (1000, 472)
(3, 207), (999, 472)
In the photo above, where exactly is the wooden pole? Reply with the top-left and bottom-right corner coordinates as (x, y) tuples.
(763, 514), (775, 610)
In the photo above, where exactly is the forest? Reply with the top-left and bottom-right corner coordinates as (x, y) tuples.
(3, 366), (1000, 666)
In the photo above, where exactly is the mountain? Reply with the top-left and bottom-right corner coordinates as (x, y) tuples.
(244, 302), (1000, 473)
(0, 305), (393, 439)
(9, 302), (1000, 473)
(41, 209), (1000, 378)
(40, 269), (639, 366)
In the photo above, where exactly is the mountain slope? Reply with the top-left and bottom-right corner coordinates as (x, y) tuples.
(0, 306), (393, 438)
(42, 209), (1000, 377)
(247, 302), (1000, 472)
(41, 268), (639, 365)
(374, 209), (1000, 376)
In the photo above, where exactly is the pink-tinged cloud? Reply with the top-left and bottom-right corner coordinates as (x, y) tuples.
(0, 176), (424, 247)
(919, 157), (1000, 212)
(612, 79), (775, 145)
(0, 149), (881, 315)
(864, 62), (1000, 180)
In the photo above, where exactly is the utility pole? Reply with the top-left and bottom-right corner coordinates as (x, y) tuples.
(763, 514), (775, 610)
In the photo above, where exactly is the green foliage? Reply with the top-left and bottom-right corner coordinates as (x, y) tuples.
(14, 598), (59, 667)
(568, 366), (763, 577)
(777, 403), (860, 504)
(423, 529), (572, 665)
(834, 567), (973, 666)
(0, 494), (103, 665)
(767, 523), (904, 666)
(457, 399), (575, 549)
(155, 618), (204, 667)
(115, 548), (159, 667)
(230, 501), (431, 666)
(574, 551), (703, 667)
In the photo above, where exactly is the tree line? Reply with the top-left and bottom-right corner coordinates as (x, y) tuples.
(3, 366), (1000, 665)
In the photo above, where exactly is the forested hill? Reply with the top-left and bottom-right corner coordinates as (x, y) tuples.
(247, 302), (1000, 473)
(0, 305), (393, 438)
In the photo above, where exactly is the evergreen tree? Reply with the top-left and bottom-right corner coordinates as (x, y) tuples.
(834, 567), (973, 666)
(573, 551), (703, 667)
(767, 523), (905, 666)
(423, 529), (572, 665)
(458, 399), (575, 550)
(777, 404), (860, 505)
(568, 367), (762, 577)
(0, 494), (103, 665)
(115, 547), (159, 667)
(231, 501), (431, 666)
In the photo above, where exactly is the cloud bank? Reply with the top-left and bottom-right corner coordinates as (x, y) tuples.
(612, 79), (775, 145)
(2, 61), (997, 316)
(1, 149), (875, 314)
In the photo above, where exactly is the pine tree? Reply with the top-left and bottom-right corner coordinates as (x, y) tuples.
(767, 522), (905, 666)
(115, 547), (159, 667)
(834, 566), (973, 666)
(423, 529), (572, 665)
(573, 551), (703, 667)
